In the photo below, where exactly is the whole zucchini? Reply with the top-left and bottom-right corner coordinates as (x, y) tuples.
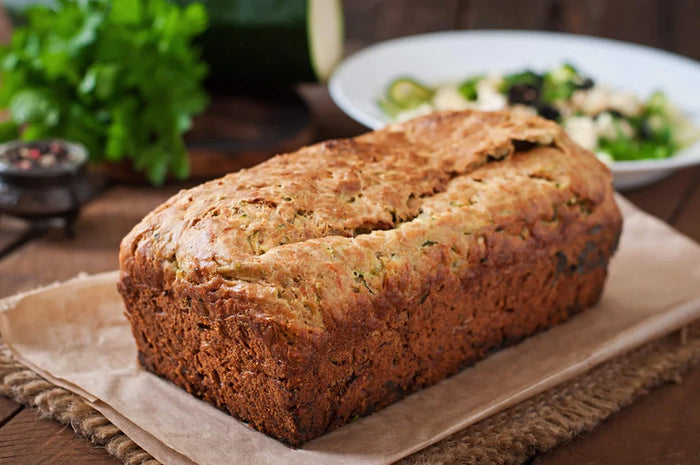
(176, 0), (344, 86)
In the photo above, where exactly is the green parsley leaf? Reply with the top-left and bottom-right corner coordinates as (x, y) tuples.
(0, 0), (209, 184)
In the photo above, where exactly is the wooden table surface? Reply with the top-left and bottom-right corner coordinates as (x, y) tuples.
(0, 86), (698, 464)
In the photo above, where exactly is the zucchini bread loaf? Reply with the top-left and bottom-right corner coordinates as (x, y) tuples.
(118, 110), (622, 446)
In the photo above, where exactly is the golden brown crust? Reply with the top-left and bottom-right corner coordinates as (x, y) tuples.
(118, 110), (622, 446)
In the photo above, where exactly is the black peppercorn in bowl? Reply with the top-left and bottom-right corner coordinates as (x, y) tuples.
(0, 139), (91, 233)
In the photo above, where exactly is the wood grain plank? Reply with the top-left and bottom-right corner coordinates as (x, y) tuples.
(0, 399), (21, 428)
(0, 409), (119, 465)
(0, 185), (183, 298)
(672, 169), (700, 241)
(298, 84), (368, 137)
(344, 0), (697, 62)
(623, 167), (699, 223)
(662, 0), (700, 60)
(556, 0), (664, 48)
(0, 216), (33, 259)
(343, 0), (459, 46)
(456, 0), (555, 30)
(533, 362), (700, 465)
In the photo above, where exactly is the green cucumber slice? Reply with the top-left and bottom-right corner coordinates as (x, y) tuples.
(377, 98), (403, 117)
(387, 78), (433, 108)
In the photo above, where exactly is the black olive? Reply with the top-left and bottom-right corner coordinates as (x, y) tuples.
(577, 78), (595, 90)
(537, 105), (561, 121)
(639, 119), (654, 140)
(508, 83), (540, 106)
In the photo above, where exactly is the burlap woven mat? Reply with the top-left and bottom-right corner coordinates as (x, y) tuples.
(0, 321), (698, 465)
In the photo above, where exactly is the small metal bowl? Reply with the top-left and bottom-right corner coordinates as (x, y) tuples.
(0, 140), (91, 236)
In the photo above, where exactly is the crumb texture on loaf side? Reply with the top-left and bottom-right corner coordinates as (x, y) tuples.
(118, 110), (622, 446)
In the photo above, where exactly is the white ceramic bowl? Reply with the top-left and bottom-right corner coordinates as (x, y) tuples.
(329, 30), (700, 190)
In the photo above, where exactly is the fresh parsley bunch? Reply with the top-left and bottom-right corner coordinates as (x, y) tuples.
(0, 0), (209, 184)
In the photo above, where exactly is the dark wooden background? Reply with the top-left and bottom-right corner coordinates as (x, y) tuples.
(343, 0), (700, 60)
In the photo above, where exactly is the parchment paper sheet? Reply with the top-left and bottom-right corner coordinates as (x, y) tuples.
(1, 197), (699, 465)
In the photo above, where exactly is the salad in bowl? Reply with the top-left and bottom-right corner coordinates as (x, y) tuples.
(378, 64), (700, 166)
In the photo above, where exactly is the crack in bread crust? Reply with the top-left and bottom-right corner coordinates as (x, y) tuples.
(118, 110), (622, 446)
